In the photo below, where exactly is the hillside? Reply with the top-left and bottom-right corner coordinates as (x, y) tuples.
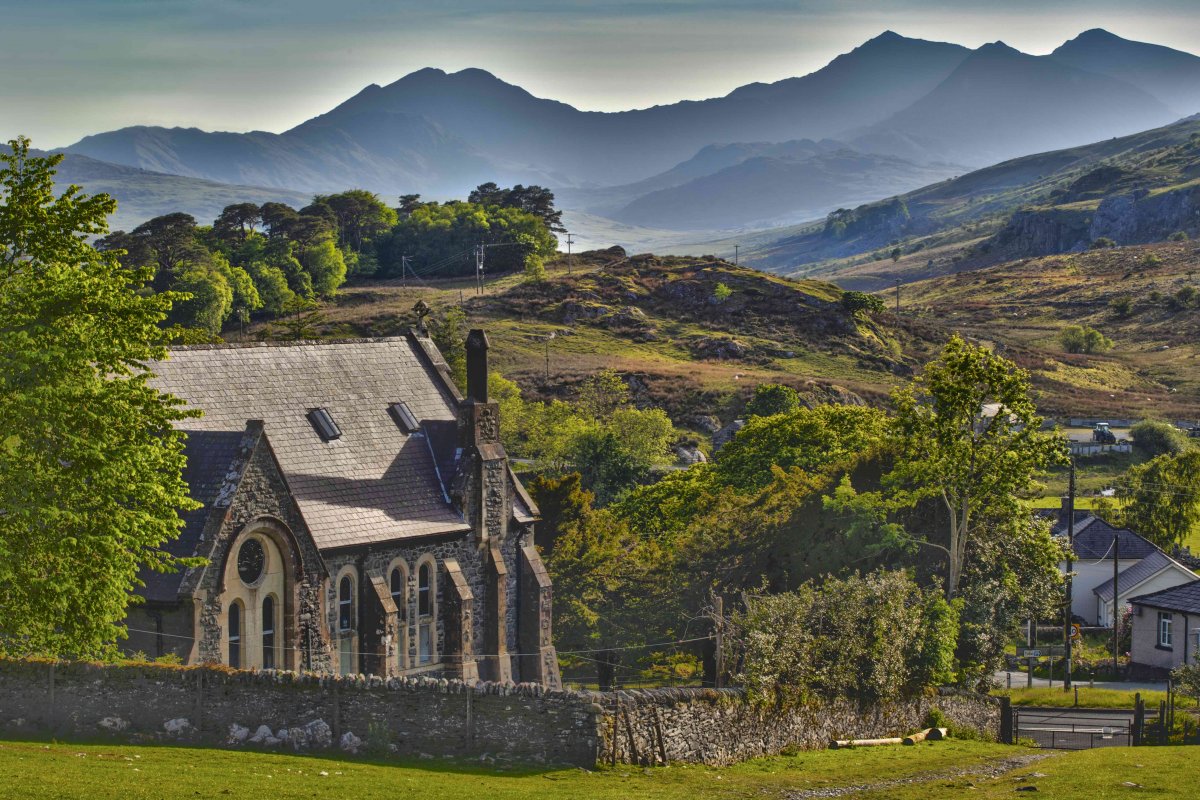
(609, 150), (959, 230)
(248, 251), (948, 427)
(897, 241), (1200, 419)
(44, 151), (311, 233)
(750, 116), (1200, 286)
(856, 41), (1175, 167)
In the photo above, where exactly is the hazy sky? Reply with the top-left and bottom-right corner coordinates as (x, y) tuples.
(4, 0), (1199, 148)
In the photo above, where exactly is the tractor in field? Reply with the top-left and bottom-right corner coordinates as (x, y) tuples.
(1092, 422), (1117, 444)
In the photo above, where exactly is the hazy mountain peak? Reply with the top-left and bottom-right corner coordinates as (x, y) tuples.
(865, 30), (903, 43)
(1072, 27), (1121, 42)
(974, 40), (1023, 57)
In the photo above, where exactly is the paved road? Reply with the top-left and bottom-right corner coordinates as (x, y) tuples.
(993, 670), (1167, 693)
(1013, 706), (1145, 749)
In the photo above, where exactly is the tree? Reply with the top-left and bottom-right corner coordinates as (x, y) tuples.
(259, 202), (298, 239)
(0, 138), (198, 658)
(841, 290), (885, 316)
(1059, 324), (1113, 354)
(427, 305), (468, 389)
(298, 237), (347, 297)
(213, 203), (262, 244)
(527, 472), (593, 554)
(469, 182), (565, 233)
(1130, 419), (1188, 457)
(886, 335), (1067, 599)
(313, 190), (397, 252)
(1119, 451), (1200, 549)
(890, 247), (902, 263)
(744, 383), (801, 418)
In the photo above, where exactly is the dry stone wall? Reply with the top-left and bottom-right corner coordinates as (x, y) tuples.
(0, 659), (999, 767)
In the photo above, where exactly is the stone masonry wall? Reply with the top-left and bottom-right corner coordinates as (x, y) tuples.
(0, 659), (599, 766)
(0, 659), (999, 768)
(592, 687), (1000, 767)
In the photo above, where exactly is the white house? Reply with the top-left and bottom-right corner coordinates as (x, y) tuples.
(1043, 506), (1198, 626)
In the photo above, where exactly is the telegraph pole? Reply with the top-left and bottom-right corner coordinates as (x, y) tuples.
(474, 244), (485, 295)
(565, 232), (575, 275)
(1064, 459), (1076, 691)
(1113, 530), (1121, 678)
(894, 278), (901, 312)
(734, 244), (740, 266)
(401, 255), (411, 288)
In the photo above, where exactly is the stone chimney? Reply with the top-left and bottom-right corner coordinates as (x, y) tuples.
(466, 329), (489, 403)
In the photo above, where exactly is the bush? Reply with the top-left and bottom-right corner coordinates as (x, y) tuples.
(1170, 231), (1189, 242)
(1090, 237), (1117, 249)
(1130, 419), (1188, 457)
(744, 383), (801, 418)
(1059, 324), (1113, 354)
(841, 290), (885, 316)
(713, 282), (732, 302)
(1109, 295), (1134, 318)
(727, 570), (958, 707)
(1141, 253), (1163, 268)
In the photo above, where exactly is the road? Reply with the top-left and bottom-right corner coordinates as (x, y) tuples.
(993, 670), (1166, 693)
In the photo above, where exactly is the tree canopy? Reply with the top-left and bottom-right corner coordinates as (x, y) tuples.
(0, 138), (198, 658)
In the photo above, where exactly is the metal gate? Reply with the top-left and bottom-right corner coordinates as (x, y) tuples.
(1013, 707), (1136, 749)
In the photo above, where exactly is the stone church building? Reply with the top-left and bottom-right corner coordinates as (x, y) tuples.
(123, 326), (560, 688)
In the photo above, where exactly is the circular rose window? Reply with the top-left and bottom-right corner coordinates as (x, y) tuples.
(237, 538), (265, 585)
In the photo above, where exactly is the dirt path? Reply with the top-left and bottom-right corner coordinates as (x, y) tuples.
(786, 752), (1054, 798)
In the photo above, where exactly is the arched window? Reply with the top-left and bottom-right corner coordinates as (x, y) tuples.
(338, 572), (356, 675)
(390, 565), (407, 670)
(228, 602), (242, 669)
(417, 559), (435, 665)
(262, 595), (276, 670)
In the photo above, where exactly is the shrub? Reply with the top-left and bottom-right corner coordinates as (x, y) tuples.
(713, 282), (732, 302)
(1170, 231), (1190, 242)
(1141, 253), (1163, 268)
(727, 570), (958, 707)
(1130, 419), (1188, 457)
(1090, 237), (1116, 249)
(1174, 285), (1197, 308)
(744, 383), (801, 418)
(1109, 295), (1134, 318)
(841, 290), (885, 316)
(1059, 324), (1113, 354)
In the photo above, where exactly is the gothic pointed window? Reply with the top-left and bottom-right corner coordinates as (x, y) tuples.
(417, 558), (436, 665)
(390, 564), (407, 671)
(262, 595), (276, 670)
(338, 572), (357, 675)
(228, 601), (242, 669)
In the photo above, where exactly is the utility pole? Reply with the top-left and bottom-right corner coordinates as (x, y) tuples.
(474, 244), (485, 295)
(565, 232), (575, 275)
(1064, 459), (1076, 691)
(713, 594), (725, 689)
(401, 255), (411, 288)
(734, 244), (740, 266)
(894, 278), (901, 312)
(1113, 530), (1121, 678)
(544, 331), (555, 381)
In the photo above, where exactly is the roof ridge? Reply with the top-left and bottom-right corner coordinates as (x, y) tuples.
(169, 334), (413, 352)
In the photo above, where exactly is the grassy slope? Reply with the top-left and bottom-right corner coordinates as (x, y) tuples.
(896, 241), (1200, 420)
(3, 738), (1196, 799)
(748, 116), (1200, 288)
(263, 252), (946, 428)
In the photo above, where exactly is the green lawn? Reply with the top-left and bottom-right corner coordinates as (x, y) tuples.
(4, 737), (1198, 799)
(0, 738), (1013, 800)
(856, 746), (1197, 799)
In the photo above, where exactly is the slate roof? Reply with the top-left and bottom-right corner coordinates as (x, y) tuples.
(1037, 508), (1160, 560)
(1092, 551), (1191, 602)
(150, 336), (471, 551)
(140, 427), (253, 602)
(1130, 579), (1200, 615)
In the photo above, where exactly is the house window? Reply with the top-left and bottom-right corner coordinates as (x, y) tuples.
(418, 559), (435, 665)
(228, 601), (242, 669)
(338, 573), (356, 675)
(390, 565), (407, 670)
(1159, 612), (1173, 648)
(262, 595), (276, 670)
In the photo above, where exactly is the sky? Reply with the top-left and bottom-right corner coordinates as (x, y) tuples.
(4, 0), (1200, 148)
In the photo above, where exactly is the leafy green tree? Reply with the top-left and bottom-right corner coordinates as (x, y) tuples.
(1130, 419), (1188, 457)
(313, 189), (397, 252)
(169, 263), (233, 334)
(1119, 451), (1200, 549)
(299, 237), (347, 297)
(259, 202), (298, 239)
(468, 182), (565, 233)
(1059, 324), (1113, 354)
(428, 305), (468, 388)
(726, 570), (958, 707)
(527, 472), (593, 555)
(841, 290), (886, 316)
(0, 138), (199, 658)
(716, 404), (888, 492)
(744, 383), (801, 418)
(212, 203), (262, 244)
(245, 261), (297, 316)
(886, 335), (1067, 598)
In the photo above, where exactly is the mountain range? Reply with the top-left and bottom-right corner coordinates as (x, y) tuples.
(50, 28), (1200, 239)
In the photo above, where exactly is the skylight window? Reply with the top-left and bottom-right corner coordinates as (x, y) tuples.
(307, 407), (341, 441)
(388, 401), (420, 433)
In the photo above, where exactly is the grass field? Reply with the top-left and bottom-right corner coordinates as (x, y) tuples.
(994, 686), (1193, 710)
(2, 738), (1197, 799)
